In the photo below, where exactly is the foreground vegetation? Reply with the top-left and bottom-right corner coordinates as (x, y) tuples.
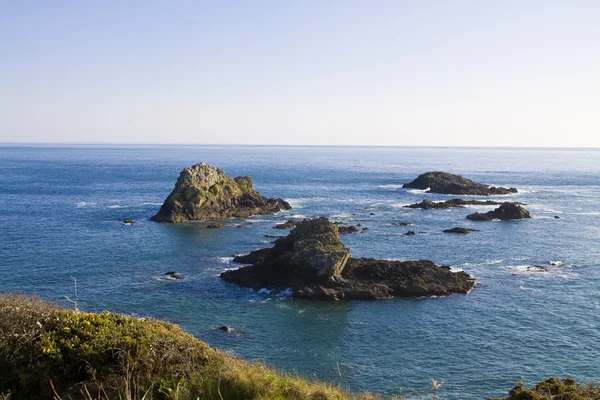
(0, 294), (597, 400)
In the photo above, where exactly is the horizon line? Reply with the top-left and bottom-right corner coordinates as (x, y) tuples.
(0, 142), (599, 151)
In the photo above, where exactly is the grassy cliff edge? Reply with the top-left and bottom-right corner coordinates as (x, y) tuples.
(0, 294), (597, 400)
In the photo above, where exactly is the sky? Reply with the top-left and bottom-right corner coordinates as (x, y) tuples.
(1, 1), (599, 147)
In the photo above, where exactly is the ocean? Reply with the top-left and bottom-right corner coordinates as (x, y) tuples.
(1, 145), (599, 399)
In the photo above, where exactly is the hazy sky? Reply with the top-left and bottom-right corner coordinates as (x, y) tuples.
(1, 1), (599, 147)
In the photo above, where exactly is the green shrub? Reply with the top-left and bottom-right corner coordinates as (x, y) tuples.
(0, 294), (375, 400)
(489, 377), (600, 400)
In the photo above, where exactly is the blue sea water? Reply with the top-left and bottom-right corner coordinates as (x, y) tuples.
(1, 145), (599, 399)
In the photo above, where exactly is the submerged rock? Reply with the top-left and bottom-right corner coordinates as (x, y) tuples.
(404, 198), (509, 209)
(392, 222), (413, 226)
(122, 219), (135, 225)
(403, 172), (518, 195)
(152, 162), (291, 223)
(206, 223), (225, 229)
(467, 202), (532, 221)
(218, 325), (233, 333)
(443, 227), (480, 234)
(164, 271), (182, 280)
(221, 218), (474, 300)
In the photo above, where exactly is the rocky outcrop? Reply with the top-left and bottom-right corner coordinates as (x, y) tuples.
(467, 202), (532, 221)
(152, 162), (291, 223)
(404, 198), (509, 209)
(338, 225), (360, 234)
(221, 218), (474, 300)
(403, 172), (517, 195)
(443, 227), (479, 234)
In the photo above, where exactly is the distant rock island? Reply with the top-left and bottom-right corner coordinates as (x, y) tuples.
(152, 162), (291, 223)
(404, 198), (506, 209)
(467, 202), (532, 221)
(221, 217), (474, 300)
(403, 172), (518, 195)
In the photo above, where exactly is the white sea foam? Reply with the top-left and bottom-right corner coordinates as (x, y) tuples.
(330, 213), (351, 218)
(284, 198), (305, 209)
(140, 202), (163, 206)
(503, 264), (577, 279)
(378, 184), (404, 189)
(389, 203), (413, 209)
(406, 187), (430, 194)
(76, 202), (96, 208)
(450, 267), (464, 272)
(107, 205), (127, 209)
(217, 256), (234, 263)
(257, 288), (273, 294)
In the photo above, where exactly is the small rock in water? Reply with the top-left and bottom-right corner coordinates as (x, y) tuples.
(207, 223), (225, 229)
(361, 227), (369, 232)
(122, 219), (135, 225)
(404, 231), (416, 236)
(554, 215), (560, 219)
(338, 225), (360, 234)
(443, 227), (480, 234)
(164, 271), (182, 280)
(369, 213), (376, 216)
(392, 222), (413, 226)
(218, 325), (233, 333)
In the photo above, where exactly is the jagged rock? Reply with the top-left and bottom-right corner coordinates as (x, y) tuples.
(221, 218), (474, 300)
(152, 162), (291, 223)
(443, 227), (480, 234)
(164, 271), (182, 280)
(122, 219), (135, 225)
(403, 172), (517, 195)
(467, 202), (532, 221)
(404, 198), (510, 209)
(274, 220), (298, 229)
(338, 225), (360, 234)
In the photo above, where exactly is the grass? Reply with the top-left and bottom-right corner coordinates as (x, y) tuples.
(0, 294), (378, 400)
(1, 294), (598, 400)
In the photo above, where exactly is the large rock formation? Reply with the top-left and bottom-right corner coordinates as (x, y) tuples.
(403, 172), (517, 195)
(221, 217), (474, 300)
(404, 198), (507, 209)
(152, 162), (291, 223)
(467, 202), (532, 221)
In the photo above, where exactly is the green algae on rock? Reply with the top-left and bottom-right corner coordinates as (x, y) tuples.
(152, 162), (291, 223)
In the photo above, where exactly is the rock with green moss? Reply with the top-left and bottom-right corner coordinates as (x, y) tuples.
(152, 162), (291, 223)
(221, 217), (475, 300)
(489, 377), (600, 400)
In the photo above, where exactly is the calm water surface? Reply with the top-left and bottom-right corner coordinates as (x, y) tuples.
(1, 145), (599, 399)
